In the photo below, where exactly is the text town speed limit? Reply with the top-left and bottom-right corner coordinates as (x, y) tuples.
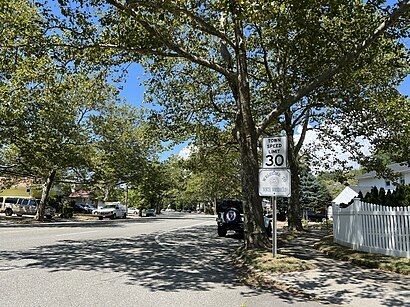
(262, 136), (287, 168)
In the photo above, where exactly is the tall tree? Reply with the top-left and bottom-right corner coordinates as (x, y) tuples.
(44, 0), (410, 247)
(0, 0), (119, 219)
(0, 65), (113, 219)
(183, 136), (242, 211)
(88, 104), (156, 201)
(130, 161), (168, 213)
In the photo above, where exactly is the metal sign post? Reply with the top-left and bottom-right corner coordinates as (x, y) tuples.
(272, 196), (277, 257)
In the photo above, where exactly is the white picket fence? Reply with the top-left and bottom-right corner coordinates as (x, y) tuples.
(332, 199), (410, 258)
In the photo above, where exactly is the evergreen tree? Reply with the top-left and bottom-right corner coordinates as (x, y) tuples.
(299, 168), (332, 212)
(385, 189), (393, 207)
(364, 186), (381, 205)
(395, 185), (410, 207)
(379, 187), (387, 206)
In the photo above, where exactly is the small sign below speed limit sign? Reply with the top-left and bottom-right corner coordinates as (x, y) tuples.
(262, 136), (288, 168)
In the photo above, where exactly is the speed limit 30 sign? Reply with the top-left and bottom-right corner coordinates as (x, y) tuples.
(262, 136), (287, 168)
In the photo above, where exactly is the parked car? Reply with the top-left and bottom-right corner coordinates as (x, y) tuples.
(82, 204), (96, 214)
(68, 203), (88, 213)
(216, 200), (243, 237)
(264, 213), (273, 236)
(127, 207), (139, 214)
(301, 210), (326, 222)
(0, 197), (55, 219)
(146, 209), (156, 217)
(93, 202), (127, 220)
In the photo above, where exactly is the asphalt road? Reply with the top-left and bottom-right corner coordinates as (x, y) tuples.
(0, 213), (330, 307)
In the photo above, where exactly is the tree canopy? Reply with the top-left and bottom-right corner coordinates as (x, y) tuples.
(6, 0), (410, 245)
(0, 0), (159, 218)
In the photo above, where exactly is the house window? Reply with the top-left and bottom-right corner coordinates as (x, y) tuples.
(386, 180), (390, 187)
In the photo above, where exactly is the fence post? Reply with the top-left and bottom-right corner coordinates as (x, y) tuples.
(353, 198), (360, 250)
(332, 202), (338, 242)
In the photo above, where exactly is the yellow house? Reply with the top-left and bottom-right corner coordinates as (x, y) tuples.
(0, 178), (42, 198)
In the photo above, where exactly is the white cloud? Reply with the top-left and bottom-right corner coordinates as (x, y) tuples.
(295, 125), (372, 172)
(178, 144), (195, 160)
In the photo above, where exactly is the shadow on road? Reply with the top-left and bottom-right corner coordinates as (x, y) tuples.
(11, 224), (410, 306)
(0, 225), (245, 292)
(0, 224), (322, 305)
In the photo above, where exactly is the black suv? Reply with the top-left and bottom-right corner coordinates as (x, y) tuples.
(216, 200), (243, 237)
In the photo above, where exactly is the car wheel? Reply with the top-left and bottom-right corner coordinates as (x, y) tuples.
(5, 208), (13, 216)
(111, 213), (116, 219)
(217, 225), (227, 237)
(98, 216), (103, 220)
(45, 215), (52, 219)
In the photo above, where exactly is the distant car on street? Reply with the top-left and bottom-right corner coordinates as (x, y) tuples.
(127, 207), (139, 214)
(146, 209), (156, 217)
(93, 202), (127, 220)
(82, 204), (96, 214)
(69, 203), (88, 213)
(301, 210), (326, 222)
(264, 213), (273, 236)
(216, 200), (243, 237)
(0, 197), (55, 219)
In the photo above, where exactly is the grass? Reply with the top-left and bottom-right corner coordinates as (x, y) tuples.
(233, 226), (410, 299)
(314, 234), (410, 275)
(235, 246), (315, 274)
(234, 242), (317, 298)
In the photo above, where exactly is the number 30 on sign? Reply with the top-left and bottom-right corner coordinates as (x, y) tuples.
(262, 137), (287, 169)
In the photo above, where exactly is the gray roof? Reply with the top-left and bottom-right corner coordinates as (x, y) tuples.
(349, 186), (373, 195)
(356, 162), (409, 180)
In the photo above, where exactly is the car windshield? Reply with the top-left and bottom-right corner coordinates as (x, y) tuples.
(217, 200), (243, 213)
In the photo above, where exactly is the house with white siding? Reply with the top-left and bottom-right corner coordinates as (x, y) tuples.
(356, 162), (410, 190)
(330, 162), (409, 218)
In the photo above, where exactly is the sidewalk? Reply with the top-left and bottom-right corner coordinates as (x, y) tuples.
(267, 228), (410, 306)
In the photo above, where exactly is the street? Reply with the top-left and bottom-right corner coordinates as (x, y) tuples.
(0, 213), (329, 307)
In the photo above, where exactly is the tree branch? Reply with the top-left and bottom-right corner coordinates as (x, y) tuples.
(256, 1), (410, 136)
(106, 0), (236, 81)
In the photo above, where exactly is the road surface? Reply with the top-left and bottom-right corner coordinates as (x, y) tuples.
(0, 213), (330, 307)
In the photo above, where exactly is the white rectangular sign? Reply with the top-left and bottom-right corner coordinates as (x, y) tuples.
(262, 136), (287, 168)
(258, 169), (291, 197)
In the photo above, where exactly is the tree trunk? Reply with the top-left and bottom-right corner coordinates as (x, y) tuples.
(284, 113), (303, 231)
(238, 134), (269, 248)
(287, 155), (303, 231)
(125, 183), (129, 207)
(234, 15), (269, 249)
(103, 187), (110, 202)
(35, 169), (56, 221)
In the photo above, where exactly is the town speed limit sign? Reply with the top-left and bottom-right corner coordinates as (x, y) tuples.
(262, 136), (287, 168)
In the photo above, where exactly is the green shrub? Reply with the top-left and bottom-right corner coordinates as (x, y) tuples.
(362, 184), (410, 207)
(60, 206), (74, 218)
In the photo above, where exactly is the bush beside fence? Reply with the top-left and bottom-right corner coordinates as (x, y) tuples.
(333, 199), (410, 258)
